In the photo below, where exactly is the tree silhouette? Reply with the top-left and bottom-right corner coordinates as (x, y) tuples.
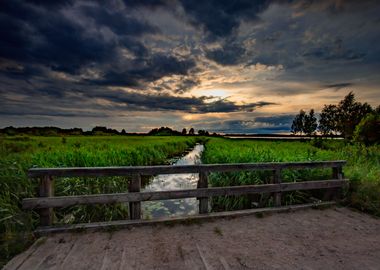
(291, 109), (317, 135)
(181, 128), (187, 135)
(336, 92), (373, 138)
(319, 104), (339, 135)
(291, 110), (306, 135)
(188, 128), (195, 135)
(198, 130), (210, 136)
(303, 109), (318, 135)
(293, 92), (377, 139)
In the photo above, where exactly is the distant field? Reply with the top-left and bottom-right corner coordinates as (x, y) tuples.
(0, 135), (199, 266)
(202, 138), (380, 215)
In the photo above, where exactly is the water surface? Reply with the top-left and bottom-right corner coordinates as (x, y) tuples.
(141, 144), (204, 219)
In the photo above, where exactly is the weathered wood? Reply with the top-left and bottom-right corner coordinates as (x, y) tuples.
(198, 171), (209, 214)
(324, 166), (344, 201)
(33, 202), (336, 235)
(38, 175), (54, 226)
(273, 169), (282, 207)
(332, 166), (343, 201)
(23, 179), (348, 209)
(129, 174), (141, 220)
(28, 161), (347, 178)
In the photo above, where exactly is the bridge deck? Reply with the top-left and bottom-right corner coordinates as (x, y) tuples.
(5, 207), (380, 270)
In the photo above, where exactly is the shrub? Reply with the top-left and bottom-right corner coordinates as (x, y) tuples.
(354, 113), (380, 145)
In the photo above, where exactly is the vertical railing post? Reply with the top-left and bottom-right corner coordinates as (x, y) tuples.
(332, 165), (343, 201)
(273, 169), (282, 207)
(39, 175), (54, 226)
(324, 165), (343, 201)
(129, 174), (141, 220)
(197, 171), (209, 214)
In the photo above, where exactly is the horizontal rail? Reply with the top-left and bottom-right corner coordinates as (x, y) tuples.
(34, 202), (336, 235)
(28, 161), (347, 178)
(23, 179), (348, 209)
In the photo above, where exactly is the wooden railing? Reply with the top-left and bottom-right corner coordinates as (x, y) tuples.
(23, 161), (347, 228)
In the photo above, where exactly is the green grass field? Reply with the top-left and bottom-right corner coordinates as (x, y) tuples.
(0, 135), (199, 266)
(202, 138), (380, 215)
(1, 135), (379, 266)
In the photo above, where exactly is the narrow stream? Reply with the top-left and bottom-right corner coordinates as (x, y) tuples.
(141, 144), (204, 219)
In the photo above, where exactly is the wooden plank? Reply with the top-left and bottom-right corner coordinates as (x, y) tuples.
(198, 171), (209, 214)
(28, 161), (347, 178)
(34, 202), (336, 235)
(38, 175), (54, 226)
(23, 179), (348, 209)
(129, 174), (141, 220)
(324, 166), (344, 201)
(332, 166), (343, 201)
(273, 169), (281, 207)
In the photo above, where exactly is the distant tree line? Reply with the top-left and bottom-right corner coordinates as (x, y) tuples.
(0, 126), (87, 136)
(147, 127), (216, 136)
(291, 92), (380, 144)
(0, 125), (218, 137)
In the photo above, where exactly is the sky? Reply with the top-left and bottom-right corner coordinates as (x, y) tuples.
(1, 0), (379, 133)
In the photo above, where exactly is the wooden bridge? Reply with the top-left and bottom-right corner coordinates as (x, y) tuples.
(7, 160), (380, 269)
(22, 160), (348, 232)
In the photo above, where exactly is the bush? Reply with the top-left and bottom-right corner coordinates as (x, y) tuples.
(354, 113), (380, 145)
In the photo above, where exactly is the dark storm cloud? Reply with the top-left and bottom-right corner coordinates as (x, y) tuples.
(323, 83), (354, 90)
(0, 1), (119, 74)
(0, 105), (108, 118)
(81, 89), (276, 113)
(0, 0), (169, 76)
(88, 54), (196, 87)
(172, 78), (200, 93)
(81, 5), (158, 36)
(122, 0), (166, 8)
(0, 85), (276, 116)
(179, 0), (269, 39)
(205, 42), (246, 66)
(25, 0), (74, 8)
(302, 46), (366, 61)
(0, 0), (201, 90)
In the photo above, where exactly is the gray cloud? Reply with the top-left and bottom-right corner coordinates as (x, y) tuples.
(82, 89), (277, 113)
(189, 115), (294, 134)
(179, 0), (269, 39)
(205, 42), (246, 66)
(323, 83), (354, 90)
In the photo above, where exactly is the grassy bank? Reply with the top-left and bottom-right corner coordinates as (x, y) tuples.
(0, 135), (199, 266)
(202, 138), (380, 215)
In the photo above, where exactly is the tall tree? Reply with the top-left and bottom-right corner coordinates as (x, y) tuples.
(181, 128), (187, 135)
(336, 92), (373, 138)
(319, 104), (339, 135)
(303, 109), (318, 135)
(291, 110), (306, 135)
(188, 128), (195, 135)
